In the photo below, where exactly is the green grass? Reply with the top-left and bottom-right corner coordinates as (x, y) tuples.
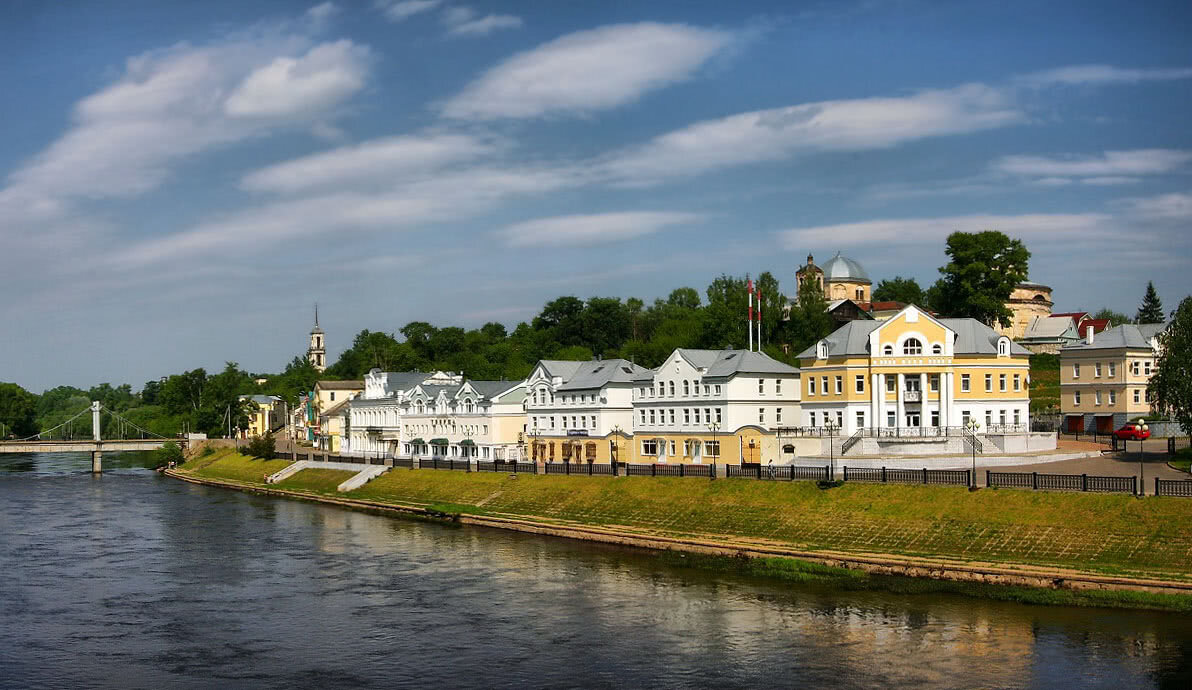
(273, 468), (356, 493)
(181, 448), (291, 483)
(1171, 447), (1192, 473)
(1029, 368), (1060, 414)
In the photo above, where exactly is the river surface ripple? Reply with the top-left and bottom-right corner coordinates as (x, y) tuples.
(1, 452), (1190, 689)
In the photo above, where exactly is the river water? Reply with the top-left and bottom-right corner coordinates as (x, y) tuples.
(1, 453), (1190, 689)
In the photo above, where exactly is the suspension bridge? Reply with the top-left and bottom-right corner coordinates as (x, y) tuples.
(0, 401), (185, 472)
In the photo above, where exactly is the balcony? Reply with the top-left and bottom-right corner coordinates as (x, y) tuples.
(903, 390), (922, 403)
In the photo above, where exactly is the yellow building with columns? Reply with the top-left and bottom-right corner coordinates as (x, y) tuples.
(797, 305), (1032, 436)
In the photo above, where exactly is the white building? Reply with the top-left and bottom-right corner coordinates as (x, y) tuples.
(399, 379), (527, 461)
(346, 369), (453, 455)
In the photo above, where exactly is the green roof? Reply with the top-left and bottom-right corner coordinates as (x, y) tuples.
(459, 439), (475, 446)
(408, 438), (424, 445)
(429, 438), (449, 445)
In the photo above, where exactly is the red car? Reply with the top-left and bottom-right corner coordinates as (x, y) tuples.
(1113, 422), (1151, 441)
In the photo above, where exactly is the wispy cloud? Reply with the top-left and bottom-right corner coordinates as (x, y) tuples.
(443, 22), (734, 119)
(992, 149), (1192, 178)
(1118, 191), (1192, 221)
(1018, 64), (1192, 87)
(499, 211), (703, 247)
(375, 0), (442, 22)
(603, 83), (1024, 184)
(442, 6), (523, 37)
(224, 39), (370, 117)
(777, 213), (1112, 249)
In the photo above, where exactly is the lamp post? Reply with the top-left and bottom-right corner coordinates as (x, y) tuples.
(1136, 417), (1149, 496)
(611, 425), (623, 474)
(707, 422), (720, 478)
(824, 418), (838, 481)
(966, 418), (981, 490)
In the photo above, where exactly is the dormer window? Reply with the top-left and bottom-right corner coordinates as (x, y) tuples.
(882, 344), (893, 356)
(998, 338), (1010, 356)
(902, 338), (922, 355)
(931, 344), (942, 355)
(816, 341), (828, 359)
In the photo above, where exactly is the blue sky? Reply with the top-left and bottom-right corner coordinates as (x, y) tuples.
(1, 0), (1190, 392)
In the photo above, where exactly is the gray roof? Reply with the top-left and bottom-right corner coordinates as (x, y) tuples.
(536, 360), (585, 381)
(468, 380), (522, 399)
(821, 253), (871, 283)
(1062, 322), (1168, 352)
(315, 379), (364, 390)
(380, 372), (429, 392)
(555, 359), (651, 391)
(240, 394), (282, 405)
(797, 316), (1030, 358)
(1022, 315), (1077, 340)
(671, 349), (800, 377)
(417, 384), (465, 399)
(320, 399), (351, 418)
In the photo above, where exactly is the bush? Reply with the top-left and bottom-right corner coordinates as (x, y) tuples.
(199, 445), (216, 458)
(245, 433), (276, 459)
(154, 441), (184, 467)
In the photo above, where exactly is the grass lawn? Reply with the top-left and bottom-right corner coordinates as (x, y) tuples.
(274, 468), (356, 493)
(182, 447), (291, 483)
(1029, 368), (1059, 414)
(1171, 447), (1192, 473)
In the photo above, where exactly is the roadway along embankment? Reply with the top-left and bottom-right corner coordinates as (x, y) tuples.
(169, 449), (1192, 607)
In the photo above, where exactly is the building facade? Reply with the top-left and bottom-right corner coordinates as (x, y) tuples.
(631, 349), (801, 464)
(524, 359), (649, 464)
(798, 305), (1032, 435)
(398, 379), (527, 461)
(312, 379), (363, 450)
(998, 282), (1053, 339)
(1059, 322), (1168, 433)
(239, 394), (285, 438)
(346, 369), (456, 455)
(795, 252), (872, 303)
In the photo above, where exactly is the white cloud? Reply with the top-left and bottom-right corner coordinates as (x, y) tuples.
(376, 0), (442, 22)
(241, 133), (500, 193)
(224, 40), (370, 117)
(993, 149), (1192, 178)
(777, 213), (1112, 249)
(1030, 177), (1073, 187)
(442, 6), (523, 37)
(1081, 176), (1140, 186)
(603, 83), (1023, 183)
(443, 22), (733, 119)
(1019, 64), (1192, 87)
(306, 3), (339, 25)
(1120, 192), (1192, 221)
(499, 211), (703, 247)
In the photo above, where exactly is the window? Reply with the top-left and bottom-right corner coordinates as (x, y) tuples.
(856, 411), (865, 429)
(961, 410), (971, 425)
(886, 376), (895, 393)
(883, 345), (894, 355)
(639, 410), (646, 424)
(562, 416), (568, 429)
(809, 378), (817, 395)
(1108, 363), (1116, 378)
(669, 440), (676, 455)
(776, 379), (782, 395)
(694, 408), (701, 424)
(1074, 390), (1081, 406)
(985, 411), (992, 427)
(1013, 374), (1021, 391)
(1095, 390), (1102, 406)
(821, 376), (828, 396)
(985, 374), (993, 392)
(1073, 363), (1081, 378)
(759, 379), (765, 395)
(887, 410), (896, 427)
(930, 374), (939, 392)
(1134, 389), (1141, 404)
(1109, 390), (1117, 405)
(999, 410), (1007, 425)
(668, 409), (675, 424)
(1094, 363), (1102, 378)
(961, 374), (970, 392)
(668, 381), (675, 397)
(649, 410), (656, 424)
(330, 391), (336, 402)
(715, 408), (722, 424)
(836, 411), (843, 427)
(809, 411), (817, 427)
(1144, 361), (1152, 375)
(684, 409), (690, 424)
(856, 375), (865, 393)
(642, 440), (658, 455)
(931, 411), (939, 427)
(1014, 409), (1020, 425)
(704, 408), (711, 424)
(835, 376), (843, 394)
(694, 380), (702, 394)
(932, 344), (942, 355)
(998, 340), (1009, 356)
(1132, 361), (1140, 376)
(776, 407), (782, 424)
(999, 374), (1007, 392)
(758, 407), (765, 424)
(703, 385), (710, 395)
(704, 441), (720, 458)
(903, 338), (922, 355)
(714, 385), (722, 395)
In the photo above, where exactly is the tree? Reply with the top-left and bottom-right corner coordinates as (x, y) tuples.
(872, 276), (925, 306)
(789, 274), (834, 355)
(0, 382), (38, 438)
(1149, 296), (1192, 433)
(932, 230), (1030, 327)
(1136, 282), (1165, 324)
(1092, 308), (1131, 326)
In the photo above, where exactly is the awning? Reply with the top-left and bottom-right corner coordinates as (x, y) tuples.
(408, 438), (425, 445)
(429, 438), (449, 445)
(459, 439), (475, 446)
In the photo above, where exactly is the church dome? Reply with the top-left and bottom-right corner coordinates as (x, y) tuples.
(821, 253), (870, 284)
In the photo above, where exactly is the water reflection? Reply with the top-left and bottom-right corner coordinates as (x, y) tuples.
(0, 455), (1189, 689)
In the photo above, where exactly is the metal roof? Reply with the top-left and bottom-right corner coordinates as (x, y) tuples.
(555, 359), (651, 391)
(1061, 322), (1169, 351)
(668, 349), (800, 377)
(797, 312), (1031, 358)
(821, 253), (871, 283)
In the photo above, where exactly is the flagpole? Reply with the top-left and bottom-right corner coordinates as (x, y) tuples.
(747, 276), (754, 352)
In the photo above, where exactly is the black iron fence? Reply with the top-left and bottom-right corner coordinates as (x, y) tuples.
(623, 463), (713, 478)
(475, 460), (538, 473)
(726, 464), (831, 481)
(423, 457), (472, 471)
(987, 471), (1136, 494)
(544, 462), (615, 476)
(843, 466), (970, 486)
(1156, 478), (1192, 497)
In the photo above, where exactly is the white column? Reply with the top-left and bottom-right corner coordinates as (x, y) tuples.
(943, 373), (952, 428)
(896, 373), (905, 431)
(870, 373), (879, 431)
(919, 373), (928, 430)
(877, 374), (887, 428)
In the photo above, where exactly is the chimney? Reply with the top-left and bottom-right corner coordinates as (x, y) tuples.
(1085, 325), (1094, 345)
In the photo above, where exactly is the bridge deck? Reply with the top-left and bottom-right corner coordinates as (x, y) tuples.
(0, 440), (179, 453)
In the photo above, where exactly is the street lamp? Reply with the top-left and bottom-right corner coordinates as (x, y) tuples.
(611, 425), (623, 473)
(1136, 417), (1150, 496)
(707, 422), (720, 478)
(824, 418), (838, 481)
(966, 418), (981, 490)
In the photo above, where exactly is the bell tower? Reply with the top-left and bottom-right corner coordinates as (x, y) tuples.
(307, 304), (326, 372)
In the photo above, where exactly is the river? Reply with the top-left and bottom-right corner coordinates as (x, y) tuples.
(1, 452), (1190, 689)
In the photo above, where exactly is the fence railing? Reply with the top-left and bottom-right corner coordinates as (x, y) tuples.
(841, 430), (864, 455)
(843, 466), (970, 486)
(623, 463), (713, 478)
(544, 462), (615, 476)
(987, 471), (1136, 494)
(725, 464), (831, 481)
(1156, 478), (1192, 497)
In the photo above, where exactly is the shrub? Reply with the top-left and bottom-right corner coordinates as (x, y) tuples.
(154, 441), (184, 467)
(245, 433), (276, 459)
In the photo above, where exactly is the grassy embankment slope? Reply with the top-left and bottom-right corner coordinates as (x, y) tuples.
(1029, 354), (1060, 414)
(179, 449), (1192, 583)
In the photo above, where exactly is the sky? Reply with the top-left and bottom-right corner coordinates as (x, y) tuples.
(1, 0), (1190, 393)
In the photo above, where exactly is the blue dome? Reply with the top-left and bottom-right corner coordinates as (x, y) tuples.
(821, 253), (870, 283)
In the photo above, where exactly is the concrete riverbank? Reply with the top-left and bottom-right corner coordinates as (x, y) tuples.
(166, 449), (1192, 608)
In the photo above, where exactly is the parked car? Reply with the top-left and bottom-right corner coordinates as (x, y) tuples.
(1113, 422), (1151, 441)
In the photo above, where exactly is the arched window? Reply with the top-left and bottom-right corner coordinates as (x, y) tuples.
(882, 344), (894, 356)
(816, 341), (828, 359)
(998, 339), (1009, 356)
(931, 344), (942, 355)
(903, 338), (922, 355)
(683, 380), (690, 395)
(668, 381), (675, 396)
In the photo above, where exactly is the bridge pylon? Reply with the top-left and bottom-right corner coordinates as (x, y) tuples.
(91, 401), (102, 473)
